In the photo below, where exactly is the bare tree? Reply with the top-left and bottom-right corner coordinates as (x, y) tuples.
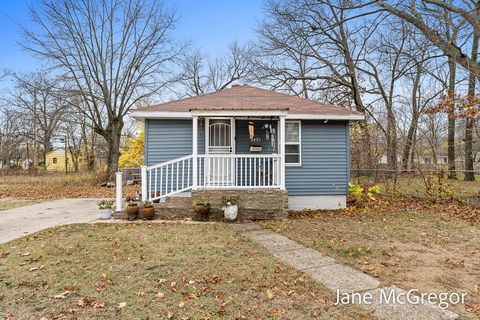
(374, 0), (480, 76)
(178, 41), (253, 97)
(23, 0), (185, 176)
(0, 108), (26, 168)
(4, 73), (69, 165)
(255, 0), (390, 169)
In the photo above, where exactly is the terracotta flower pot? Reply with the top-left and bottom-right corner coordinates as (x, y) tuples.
(192, 204), (210, 221)
(142, 206), (155, 220)
(126, 204), (139, 220)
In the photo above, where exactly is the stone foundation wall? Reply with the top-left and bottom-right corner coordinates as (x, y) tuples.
(192, 189), (288, 220)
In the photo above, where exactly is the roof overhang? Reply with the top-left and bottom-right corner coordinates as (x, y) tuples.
(130, 110), (364, 122)
(190, 109), (288, 117)
(286, 113), (365, 120)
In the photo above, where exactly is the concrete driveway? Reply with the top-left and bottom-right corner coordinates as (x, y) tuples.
(0, 199), (100, 244)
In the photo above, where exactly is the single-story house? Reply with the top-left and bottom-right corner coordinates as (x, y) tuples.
(45, 148), (72, 172)
(131, 85), (364, 219)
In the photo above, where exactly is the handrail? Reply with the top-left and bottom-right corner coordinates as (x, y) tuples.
(146, 154), (193, 170)
(198, 154), (280, 158)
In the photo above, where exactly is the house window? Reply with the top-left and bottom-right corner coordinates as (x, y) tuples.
(53, 157), (57, 164)
(285, 121), (301, 165)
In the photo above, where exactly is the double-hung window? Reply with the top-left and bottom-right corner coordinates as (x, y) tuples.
(285, 121), (301, 165)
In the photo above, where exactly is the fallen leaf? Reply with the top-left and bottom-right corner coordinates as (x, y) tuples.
(267, 289), (274, 299)
(118, 302), (127, 309)
(54, 290), (71, 299)
(167, 310), (174, 319)
(156, 292), (165, 299)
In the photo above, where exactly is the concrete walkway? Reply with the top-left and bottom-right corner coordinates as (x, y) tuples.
(230, 223), (458, 320)
(0, 199), (99, 244)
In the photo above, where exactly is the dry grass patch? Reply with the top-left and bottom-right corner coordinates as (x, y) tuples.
(261, 208), (480, 319)
(0, 173), (138, 200)
(0, 223), (374, 319)
(0, 198), (37, 211)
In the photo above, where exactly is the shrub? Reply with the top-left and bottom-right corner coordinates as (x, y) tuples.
(423, 172), (456, 203)
(348, 182), (381, 206)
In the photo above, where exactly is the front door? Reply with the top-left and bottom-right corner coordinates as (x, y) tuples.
(206, 118), (234, 186)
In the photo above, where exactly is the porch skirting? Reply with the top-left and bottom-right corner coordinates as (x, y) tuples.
(192, 189), (288, 220)
(288, 195), (346, 210)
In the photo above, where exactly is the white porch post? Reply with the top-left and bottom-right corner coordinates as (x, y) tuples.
(141, 165), (147, 201)
(279, 115), (286, 190)
(192, 116), (198, 190)
(115, 172), (123, 211)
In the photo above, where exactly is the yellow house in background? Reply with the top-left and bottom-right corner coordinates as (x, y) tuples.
(45, 148), (75, 172)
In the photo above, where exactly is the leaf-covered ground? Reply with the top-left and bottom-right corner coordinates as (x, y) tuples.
(261, 198), (480, 319)
(0, 223), (375, 320)
(0, 174), (138, 201)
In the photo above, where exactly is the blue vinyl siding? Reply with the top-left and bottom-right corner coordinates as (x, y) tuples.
(144, 118), (349, 196)
(285, 120), (349, 195)
(145, 119), (204, 166)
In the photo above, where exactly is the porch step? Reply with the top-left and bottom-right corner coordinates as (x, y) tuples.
(153, 192), (194, 218)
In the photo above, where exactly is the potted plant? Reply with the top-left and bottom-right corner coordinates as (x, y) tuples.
(97, 200), (113, 220)
(192, 198), (211, 221)
(125, 197), (139, 220)
(221, 195), (240, 222)
(142, 201), (155, 220)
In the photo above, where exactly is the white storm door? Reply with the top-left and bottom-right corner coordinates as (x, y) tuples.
(207, 118), (234, 186)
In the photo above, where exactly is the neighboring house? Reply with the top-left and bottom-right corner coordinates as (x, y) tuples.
(131, 85), (363, 217)
(46, 148), (75, 172)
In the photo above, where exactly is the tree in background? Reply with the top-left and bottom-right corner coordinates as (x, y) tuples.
(119, 128), (144, 168)
(178, 40), (253, 97)
(24, 0), (185, 177)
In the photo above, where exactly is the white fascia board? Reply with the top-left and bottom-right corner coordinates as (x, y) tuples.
(131, 110), (364, 121)
(130, 111), (192, 121)
(190, 109), (288, 117)
(286, 113), (365, 120)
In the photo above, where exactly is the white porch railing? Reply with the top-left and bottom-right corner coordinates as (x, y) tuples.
(143, 155), (193, 201)
(197, 154), (281, 188)
(142, 154), (282, 201)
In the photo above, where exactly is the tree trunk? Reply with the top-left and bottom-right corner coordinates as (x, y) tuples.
(402, 114), (418, 171)
(386, 110), (398, 171)
(465, 32), (479, 181)
(103, 119), (123, 179)
(402, 63), (422, 171)
(447, 56), (457, 179)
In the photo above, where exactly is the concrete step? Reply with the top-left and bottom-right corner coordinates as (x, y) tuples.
(153, 192), (194, 217)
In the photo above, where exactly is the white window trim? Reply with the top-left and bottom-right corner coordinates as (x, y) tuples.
(285, 120), (302, 167)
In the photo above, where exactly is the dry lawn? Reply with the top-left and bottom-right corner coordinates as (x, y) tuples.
(0, 223), (375, 320)
(261, 204), (480, 319)
(0, 173), (138, 200)
(0, 198), (36, 211)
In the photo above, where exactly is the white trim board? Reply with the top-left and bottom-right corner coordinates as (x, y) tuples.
(130, 111), (364, 121)
(191, 109), (288, 117)
(288, 195), (346, 210)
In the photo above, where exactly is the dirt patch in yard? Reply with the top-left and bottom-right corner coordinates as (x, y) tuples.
(0, 223), (375, 319)
(261, 204), (480, 319)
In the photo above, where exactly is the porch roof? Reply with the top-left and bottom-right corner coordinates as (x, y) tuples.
(132, 85), (364, 120)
